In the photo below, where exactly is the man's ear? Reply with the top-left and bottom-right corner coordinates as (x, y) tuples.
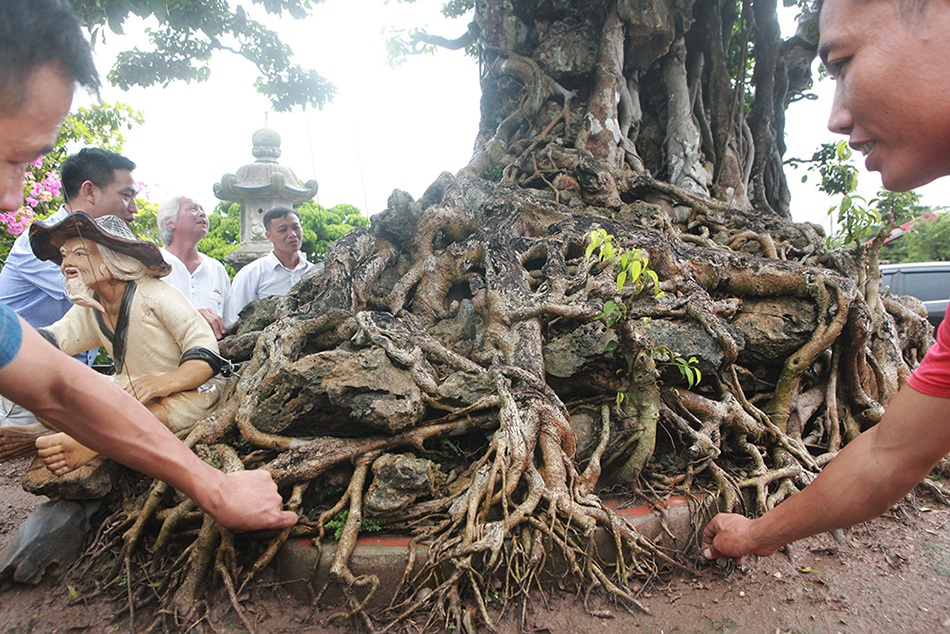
(78, 180), (98, 204)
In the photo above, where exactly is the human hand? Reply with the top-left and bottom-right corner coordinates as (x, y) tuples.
(702, 513), (776, 565)
(204, 469), (298, 533)
(198, 308), (226, 339)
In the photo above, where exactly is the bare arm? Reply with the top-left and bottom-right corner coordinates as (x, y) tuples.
(703, 386), (950, 561)
(0, 318), (296, 532)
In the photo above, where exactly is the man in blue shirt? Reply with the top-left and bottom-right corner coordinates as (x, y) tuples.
(0, 148), (138, 424)
(0, 148), (137, 336)
(0, 0), (295, 533)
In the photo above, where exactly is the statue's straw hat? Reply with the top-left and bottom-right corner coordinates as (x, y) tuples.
(29, 212), (171, 277)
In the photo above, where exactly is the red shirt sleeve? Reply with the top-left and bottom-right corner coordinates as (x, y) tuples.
(908, 303), (950, 398)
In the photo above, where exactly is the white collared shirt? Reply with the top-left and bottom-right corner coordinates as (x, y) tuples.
(160, 248), (231, 319)
(226, 251), (311, 325)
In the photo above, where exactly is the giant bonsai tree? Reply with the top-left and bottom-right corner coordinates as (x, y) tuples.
(60, 1), (938, 631)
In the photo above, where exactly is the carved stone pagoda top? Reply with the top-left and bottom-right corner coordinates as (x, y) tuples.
(213, 128), (318, 203)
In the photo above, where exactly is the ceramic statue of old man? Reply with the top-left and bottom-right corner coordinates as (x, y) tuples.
(28, 213), (227, 474)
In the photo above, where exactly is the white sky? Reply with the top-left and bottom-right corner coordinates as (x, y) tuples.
(79, 0), (481, 217)
(76, 1), (949, 227)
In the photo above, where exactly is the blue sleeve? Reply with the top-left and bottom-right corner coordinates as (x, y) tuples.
(0, 302), (23, 369)
(0, 235), (71, 329)
(1, 232), (67, 297)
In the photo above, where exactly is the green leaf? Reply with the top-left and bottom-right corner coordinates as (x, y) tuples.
(835, 139), (851, 160)
(627, 259), (642, 284)
(645, 270), (662, 296)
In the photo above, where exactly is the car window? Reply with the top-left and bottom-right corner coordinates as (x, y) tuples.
(902, 271), (950, 302)
(880, 273), (894, 294)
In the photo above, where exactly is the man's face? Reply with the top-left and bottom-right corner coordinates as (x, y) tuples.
(84, 168), (138, 224)
(0, 64), (73, 211)
(170, 198), (208, 243)
(265, 213), (303, 260)
(820, 0), (950, 191)
(59, 236), (109, 289)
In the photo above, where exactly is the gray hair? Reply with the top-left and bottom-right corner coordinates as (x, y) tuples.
(98, 242), (149, 281)
(157, 196), (188, 246)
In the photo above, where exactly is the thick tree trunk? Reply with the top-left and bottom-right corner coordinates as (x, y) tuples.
(467, 0), (818, 218)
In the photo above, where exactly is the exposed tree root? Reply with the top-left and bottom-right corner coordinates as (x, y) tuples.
(60, 166), (932, 631)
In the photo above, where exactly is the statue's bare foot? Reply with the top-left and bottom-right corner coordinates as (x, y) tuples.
(35, 433), (99, 476)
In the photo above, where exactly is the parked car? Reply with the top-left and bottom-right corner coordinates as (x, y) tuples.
(879, 261), (950, 328)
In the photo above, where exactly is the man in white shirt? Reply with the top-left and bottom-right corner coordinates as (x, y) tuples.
(157, 196), (231, 339)
(226, 206), (311, 325)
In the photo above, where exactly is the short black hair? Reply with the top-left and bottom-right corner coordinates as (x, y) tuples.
(61, 148), (137, 202)
(263, 206), (300, 230)
(0, 0), (99, 116)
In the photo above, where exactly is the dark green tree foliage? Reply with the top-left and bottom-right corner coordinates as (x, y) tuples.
(801, 141), (860, 197)
(71, 0), (335, 111)
(129, 198), (160, 245)
(882, 210), (950, 263)
(56, 102), (144, 159)
(297, 200), (370, 260)
(792, 143), (930, 253)
(199, 202), (243, 273)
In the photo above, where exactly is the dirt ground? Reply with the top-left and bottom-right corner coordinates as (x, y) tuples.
(1, 454), (949, 633)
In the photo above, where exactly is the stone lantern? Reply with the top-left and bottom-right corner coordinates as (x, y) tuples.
(213, 127), (318, 270)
